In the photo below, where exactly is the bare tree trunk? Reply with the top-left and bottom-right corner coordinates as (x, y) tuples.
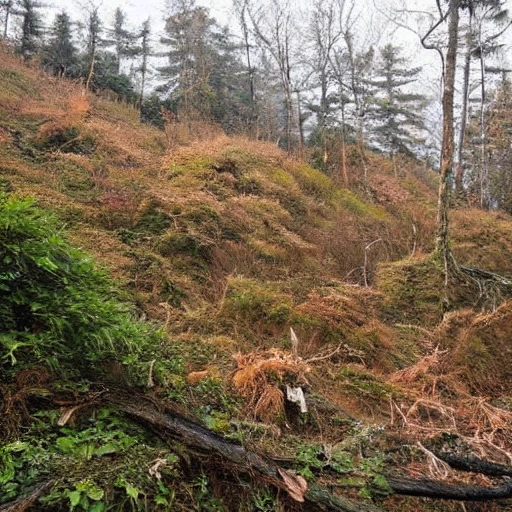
(455, 37), (472, 196)
(341, 95), (348, 186)
(85, 44), (96, 91)
(239, 3), (257, 136)
(357, 119), (368, 186)
(296, 90), (305, 157)
(3, 0), (11, 39)
(478, 28), (489, 209)
(436, 0), (460, 264)
(138, 65), (146, 112)
(284, 85), (293, 153)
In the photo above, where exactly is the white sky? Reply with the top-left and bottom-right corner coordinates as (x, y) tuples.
(47, 0), (233, 32)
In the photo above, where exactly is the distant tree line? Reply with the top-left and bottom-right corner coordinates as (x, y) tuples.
(0, 0), (429, 156)
(1, 0), (512, 215)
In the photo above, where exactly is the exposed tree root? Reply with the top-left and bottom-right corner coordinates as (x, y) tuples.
(458, 265), (512, 309)
(459, 266), (512, 287)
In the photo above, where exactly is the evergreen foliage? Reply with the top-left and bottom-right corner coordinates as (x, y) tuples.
(159, 1), (251, 131)
(41, 12), (79, 78)
(0, 194), (160, 380)
(91, 52), (137, 102)
(366, 44), (427, 156)
(83, 5), (101, 91)
(136, 18), (151, 110)
(15, 0), (43, 61)
(108, 7), (136, 75)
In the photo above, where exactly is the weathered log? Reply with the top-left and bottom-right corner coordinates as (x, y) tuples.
(107, 394), (381, 512)
(0, 480), (54, 512)
(387, 474), (512, 501)
(434, 452), (512, 477)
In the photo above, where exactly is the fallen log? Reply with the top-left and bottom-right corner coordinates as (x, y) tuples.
(386, 475), (512, 501)
(0, 480), (54, 512)
(107, 394), (381, 512)
(433, 452), (512, 477)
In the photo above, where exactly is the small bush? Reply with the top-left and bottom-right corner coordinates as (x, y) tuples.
(37, 123), (96, 155)
(0, 194), (161, 380)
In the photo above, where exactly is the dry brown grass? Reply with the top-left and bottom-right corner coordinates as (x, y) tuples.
(452, 208), (512, 274)
(385, 304), (512, 460)
(231, 349), (310, 422)
(5, 44), (512, 474)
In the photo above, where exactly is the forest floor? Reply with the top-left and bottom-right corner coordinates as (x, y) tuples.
(2, 44), (512, 511)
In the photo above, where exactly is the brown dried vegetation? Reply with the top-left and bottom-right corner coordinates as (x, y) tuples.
(4, 45), (512, 511)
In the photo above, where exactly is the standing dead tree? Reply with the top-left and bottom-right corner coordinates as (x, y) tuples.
(244, 0), (300, 154)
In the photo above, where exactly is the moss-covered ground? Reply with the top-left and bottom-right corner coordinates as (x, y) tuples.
(2, 45), (512, 511)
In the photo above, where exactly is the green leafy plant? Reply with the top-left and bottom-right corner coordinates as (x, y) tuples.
(0, 194), (162, 380)
(294, 443), (392, 498)
(65, 479), (105, 512)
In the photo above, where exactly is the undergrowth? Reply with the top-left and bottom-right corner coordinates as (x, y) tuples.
(0, 194), (162, 382)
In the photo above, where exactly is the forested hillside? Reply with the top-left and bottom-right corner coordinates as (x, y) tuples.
(2, 0), (512, 510)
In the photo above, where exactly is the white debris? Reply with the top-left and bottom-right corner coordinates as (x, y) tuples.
(286, 385), (307, 413)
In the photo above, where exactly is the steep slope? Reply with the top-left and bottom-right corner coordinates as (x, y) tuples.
(2, 45), (512, 511)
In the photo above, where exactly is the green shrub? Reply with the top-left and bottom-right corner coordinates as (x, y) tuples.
(0, 194), (161, 380)
(37, 125), (97, 155)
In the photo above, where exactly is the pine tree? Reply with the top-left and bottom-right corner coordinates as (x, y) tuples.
(137, 18), (151, 110)
(366, 44), (427, 157)
(159, 0), (250, 132)
(207, 25), (252, 134)
(159, 2), (216, 121)
(91, 51), (138, 103)
(42, 12), (79, 78)
(15, 0), (43, 61)
(108, 7), (136, 75)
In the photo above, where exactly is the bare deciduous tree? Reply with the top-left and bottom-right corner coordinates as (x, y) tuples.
(244, 0), (301, 153)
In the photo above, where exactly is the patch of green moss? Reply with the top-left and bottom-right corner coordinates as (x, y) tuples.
(273, 190), (308, 220)
(134, 204), (171, 235)
(235, 175), (263, 195)
(155, 232), (207, 259)
(37, 125), (97, 155)
(218, 147), (265, 171)
(338, 366), (394, 400)
(222, 277), (293, 336)
(334, 189), (389, 219)
(267, 167), (295, 188)
(291, 163), (335, 202)
(161, 279), (186, 308)
(0, 68), (38, 100)
(54, 160), (96, 201)
(376, 257), (445, 327)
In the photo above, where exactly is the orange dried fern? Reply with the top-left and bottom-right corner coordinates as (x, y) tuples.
(231, 349), (310, 422)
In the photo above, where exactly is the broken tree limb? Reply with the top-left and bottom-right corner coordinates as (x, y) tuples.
(106, 393), (381, 512)
(386, 474), (512, 501)
(434, 452), (512, 477)
(0, 480), (54, 512)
